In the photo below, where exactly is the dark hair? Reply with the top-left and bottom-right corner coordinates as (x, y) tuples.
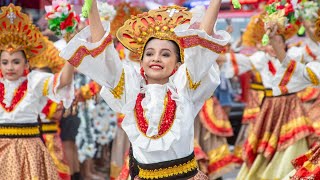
(32, 67), (53, 73)
(0, 50), (28, 63)
(142, 38), (181, 62)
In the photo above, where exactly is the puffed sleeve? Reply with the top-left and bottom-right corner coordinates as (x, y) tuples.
(60, 21), (140, 112)
(28, 70), (74, 108)
(172, 23), (230, 110)
(272, 56), (320, 96)
(222, 52), (252, 78)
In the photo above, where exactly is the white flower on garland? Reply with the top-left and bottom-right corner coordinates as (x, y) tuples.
(97, 132), (110, 145)
(78, 142), (97, 163)
(296, 1), (319, 21)
(97, 1), (116, 21)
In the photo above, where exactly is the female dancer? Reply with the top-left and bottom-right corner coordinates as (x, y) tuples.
(0, 4), (74, 179)
(60, 0), (230, 179)
(271, 17), (320, 180)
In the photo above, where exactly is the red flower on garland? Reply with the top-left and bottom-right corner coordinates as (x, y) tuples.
(276, 5), (285, 10)
(284, 3), (294, 16)
(0, 80), (28, 112)
(60, 12), (75, 30)
(135, 91), (177, 138)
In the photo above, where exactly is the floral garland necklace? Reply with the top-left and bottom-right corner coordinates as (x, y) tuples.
(135, 90), (177, 139)
(0, 79), (28, 112)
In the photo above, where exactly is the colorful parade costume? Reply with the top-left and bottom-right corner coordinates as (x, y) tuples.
(0, 4), (74, 179)
(233, 51), (313, 180)
(40, 100), (71, 180)
(107, 4), (142, 179)
(60, 5), (230, 180)
(194, 96), (237, 179)
(222, 50), (267, 164)
(274, 60), (320, 179)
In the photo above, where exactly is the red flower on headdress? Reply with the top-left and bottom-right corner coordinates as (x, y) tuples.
(276, 5), (285, 10)
(284, 3), (294, 15)
(268, 0), (276, 4)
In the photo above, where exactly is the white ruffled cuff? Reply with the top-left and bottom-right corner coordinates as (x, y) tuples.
(52, 72), (75, 108)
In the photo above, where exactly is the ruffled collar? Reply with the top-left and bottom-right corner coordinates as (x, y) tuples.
(140, 84), (168, 137)
(1, 77), (27, 108)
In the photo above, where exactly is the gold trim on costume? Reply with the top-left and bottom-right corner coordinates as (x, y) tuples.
(186, 69), (201, 90)
(264, 89), (273, 97)
(243, 107), (260, 117)
(306, 67), (320, 86)
(280, 117), (312, 136)
(138, 158), (197, 179)
(42, 123), (59, 132)
(44, 135), (70, 174)
(208, 144), (231, 164)
(234, 145), (242, 159)
(110, 69), (125, 99)
(250, 83), (265, 90)
(68, 34), (113, 68)
(0, 126), (40, 136)
(42, 78), (50, 96)
(260, 132), (278, 148)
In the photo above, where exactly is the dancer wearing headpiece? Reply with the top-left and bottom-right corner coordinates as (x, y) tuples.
(0, 4), (74, 179)
(60, 0), (230, 179)
(235, 2), (314, 178)
(271, 13), (320, 180)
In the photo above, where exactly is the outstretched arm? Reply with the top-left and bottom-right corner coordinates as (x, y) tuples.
(56, 62), (74, 89)
(303, 20), (318, 44)
(200, 0), (222, 35)
(89, 0), (105, 43)
(266, 23), (287, 62)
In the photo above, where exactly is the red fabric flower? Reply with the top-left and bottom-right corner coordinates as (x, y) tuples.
(284, 3), (294, 16)
(60, 12), (74, 30)
(276, 5), (285, 10)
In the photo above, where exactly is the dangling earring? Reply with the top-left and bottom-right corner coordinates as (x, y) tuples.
(140, 67), (148, 84)
(171, 69), (177, 76)
(23, 69), (29, 76)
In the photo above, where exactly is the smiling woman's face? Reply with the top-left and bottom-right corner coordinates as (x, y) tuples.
(140, 38), (180, 85)
(0, 50), (28, 81)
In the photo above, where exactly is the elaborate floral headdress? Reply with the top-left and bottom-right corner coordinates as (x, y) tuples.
(116, 6), (192, 61)
(97, 1), (116, 22)
(110, 3), (142, 36)
(29, 37), (65, 73)
(242, 13), (266, 47)
(0, 4), (46, 59)
(315, 11), (320, 42)
(262, 0), (300, 45)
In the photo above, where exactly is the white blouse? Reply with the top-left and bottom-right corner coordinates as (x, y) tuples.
(287, 38), (320, 63)
(272, 56), (320, 96)
(0, 70), (74, 124)
(60, 21), (230, 164)
(222, 51), (281, 88)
